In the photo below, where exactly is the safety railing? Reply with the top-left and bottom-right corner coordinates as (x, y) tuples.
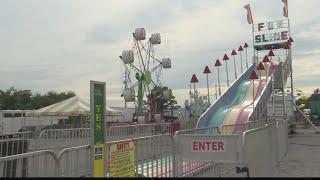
(108, 123), (173, 142)
(0, 120), (288, 177)
(0, 150), (58, 177)
(220, 120), (266, 135)
(36, 128), (91, 152)
(58, 145), (91, 177)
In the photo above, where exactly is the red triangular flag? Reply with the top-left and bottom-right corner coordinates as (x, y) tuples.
(191, 74), (199, 83)
(250, 70), (259, 80)
(231, 49), (237, 55)
(268, 49), (275, 57)
(215, 59), (222, 67)
(287, 40), (292, 46)
(203, 66), (211, 74)
(263, 55), (270, 63)
(238, 46), (244, 51)
(257, 62), (265, 70)
(243, 43), (249, 48)
(288, 37), (294, 43)
(223, 54), (229, 61)
(284, 42), (291, 50)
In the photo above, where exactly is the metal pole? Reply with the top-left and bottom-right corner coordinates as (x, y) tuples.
(233, 56), (237, 79)
(265, 62), (269, 124)
(215, 84), (218, 100)
(225, 61), (230, 87)
(251, 23), (255, 66)
(206, 73), (210, 105)
(282, 61), (287, 120)
(245, 49), (249, 69)
(252, 80), (255, 121)
(193, 83), (196, 103)
(217, 67), (221, 96)
(240, 51), (243, 73)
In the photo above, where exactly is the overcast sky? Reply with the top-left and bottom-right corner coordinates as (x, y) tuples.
(0, 0), (319, 107)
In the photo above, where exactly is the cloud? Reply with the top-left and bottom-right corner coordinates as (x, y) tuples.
(0, 0), (319, 107)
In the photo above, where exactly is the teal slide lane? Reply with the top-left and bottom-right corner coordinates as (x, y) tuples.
(196, 64), (256, 130)
(206, 80), (251, 128)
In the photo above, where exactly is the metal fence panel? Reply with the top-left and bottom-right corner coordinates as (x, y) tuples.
(58, 145), (91, 177)
(0, 150), (58, 177)
(243, 123), (276, 177)
(277, 120), (288, 161)
(106, 134), (175, 177)
(108, 123), (173, 142)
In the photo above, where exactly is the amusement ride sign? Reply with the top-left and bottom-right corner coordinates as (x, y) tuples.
(253, 19), (290, 51)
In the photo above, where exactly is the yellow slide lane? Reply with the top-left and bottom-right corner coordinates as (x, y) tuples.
(221, 64), (271, 134)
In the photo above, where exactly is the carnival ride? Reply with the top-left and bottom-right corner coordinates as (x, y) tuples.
(119, 28), (172, 122)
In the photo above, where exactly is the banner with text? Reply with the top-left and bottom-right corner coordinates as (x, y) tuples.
(178, 134), (244, 163)
(253, 19), (290, 51)
(90, 81), (106, 177)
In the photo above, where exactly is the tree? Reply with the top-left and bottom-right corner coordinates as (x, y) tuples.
(148, 86), (180, 114)
(0, 87), (75, 110)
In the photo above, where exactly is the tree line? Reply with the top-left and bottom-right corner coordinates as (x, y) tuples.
(0, 87), (75, 110)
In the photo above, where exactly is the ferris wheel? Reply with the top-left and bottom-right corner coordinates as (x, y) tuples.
(119, 28), (172, 119)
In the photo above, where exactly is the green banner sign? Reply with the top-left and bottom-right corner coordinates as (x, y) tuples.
(90, 81), (106, 177)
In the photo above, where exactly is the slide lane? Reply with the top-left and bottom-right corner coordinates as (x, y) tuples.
(220, 64), (272, 134)
(233, 63), (277, 133)
(197, 65), (256, 130)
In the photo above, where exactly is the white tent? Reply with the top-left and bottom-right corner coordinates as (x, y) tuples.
(26, 96), (123, 117)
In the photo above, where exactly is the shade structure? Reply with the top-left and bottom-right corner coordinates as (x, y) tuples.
(26, 96), (123, 117)
(238, 46), (244, 51)
(243, 42), (249, 48)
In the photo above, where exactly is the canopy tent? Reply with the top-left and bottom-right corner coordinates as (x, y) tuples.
(26, 96), (123, 117)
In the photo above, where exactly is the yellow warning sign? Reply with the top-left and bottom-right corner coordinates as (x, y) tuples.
(109, 140), (135, 177)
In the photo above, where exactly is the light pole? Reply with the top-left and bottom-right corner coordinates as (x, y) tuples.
(223, 54), (230, 87)
(244, 43), (249, 69)
(257, 62), (265, 91)
(285, 38), (293, 104)
(190, 74), (199, 103)
(263, 55), (270, 81)
(203, 66), (212, 105)
(215, 59), (222, 96)
(268, 49), (275, 64)
(238, 45), (244, 73)
(250, 70), (259, 121)
(231, 49), (238, 79)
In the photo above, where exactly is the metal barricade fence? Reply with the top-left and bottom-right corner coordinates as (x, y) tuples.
(220, 121), (266, 135)
(243, 123), (277, 177)
(0, 121), (289, 177)
(174, 126), (221, 177)
(0, 150), (58, 177)
(106, 134), (175, 177)
(36, 128), (91, 152)
(276, 120), (288, 162)
(58, 145), (91, 177)
(0, 132), (33, 158)
(108, 123), (173, 142)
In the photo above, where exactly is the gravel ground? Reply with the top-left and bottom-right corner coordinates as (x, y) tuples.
(274, 127), (320, 177)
